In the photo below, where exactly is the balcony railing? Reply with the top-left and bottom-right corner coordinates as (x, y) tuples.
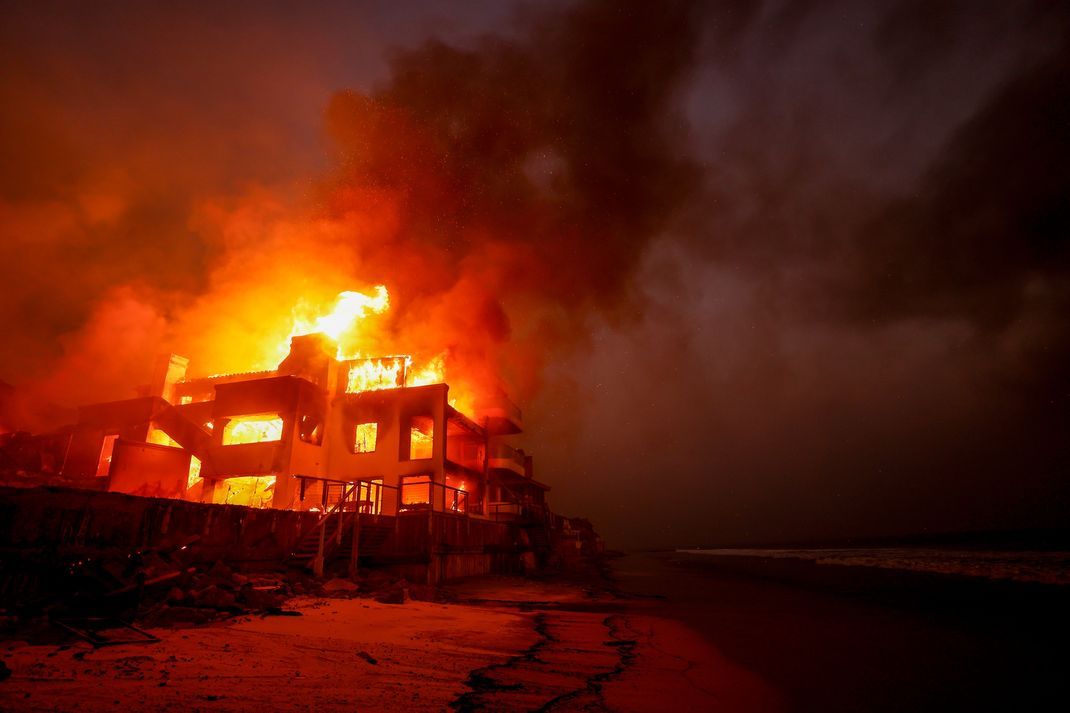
(488, 442), (525, 476)
(295, 475), (397, 516)
(398, 480), (478, 515)
(291, 478), (402, 576)
(488, 498), (547, 524)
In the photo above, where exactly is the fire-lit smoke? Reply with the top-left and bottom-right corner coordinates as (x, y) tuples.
(291, 285), (390, 357)
(8, 0), (1068, 548)
(0, 0), (704, 428)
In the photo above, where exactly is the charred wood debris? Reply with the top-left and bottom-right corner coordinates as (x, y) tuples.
(0, 536), (430, 650)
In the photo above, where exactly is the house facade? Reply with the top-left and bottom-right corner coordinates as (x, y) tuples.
(69, 333), (549, 527)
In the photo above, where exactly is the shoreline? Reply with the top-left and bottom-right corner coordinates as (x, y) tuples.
(5, 550), (1064, 711)
(611, 550), (1070, 712)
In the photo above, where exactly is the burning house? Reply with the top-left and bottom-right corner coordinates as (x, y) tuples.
(84, 334), (548, 520)
(0, 287), (593, 581)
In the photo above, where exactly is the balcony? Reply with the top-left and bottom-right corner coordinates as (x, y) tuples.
(475, 390), (522, 435)
(488, 442), (525, 477)
(446, 409), (485, 474)
(487, 498), (548, 524)
(446, 440), (484, 474)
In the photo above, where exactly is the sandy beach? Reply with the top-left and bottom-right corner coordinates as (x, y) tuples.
(0, 568), (777, 712)
(3, 552), (1067, 712)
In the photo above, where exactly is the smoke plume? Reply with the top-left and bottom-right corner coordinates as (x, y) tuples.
(2, 0), (1069, 547)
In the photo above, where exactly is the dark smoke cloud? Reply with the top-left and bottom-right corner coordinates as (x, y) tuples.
(857, 37), (1070, 327)
(532, 0), (1070, 547)
(0, 0), (520, 409)
(2, 0), (1068, 548)
(0, 0), (705, 425)
(317, 0), (703, 398)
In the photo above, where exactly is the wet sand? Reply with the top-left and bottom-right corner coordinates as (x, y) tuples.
(446, 575), (779, 711)
(613, 551), (1070, 712)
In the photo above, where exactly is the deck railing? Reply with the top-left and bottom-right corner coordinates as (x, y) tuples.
(399, 480), (473, 515)
(293, 476), (401, 576)
(488, 498), (548, 524)
(487, 442), (526, 475)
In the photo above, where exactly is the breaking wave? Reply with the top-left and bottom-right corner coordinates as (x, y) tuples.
(678, 548), (1070, 586)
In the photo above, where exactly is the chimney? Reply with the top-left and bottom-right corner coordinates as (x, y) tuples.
(277, 333), (338, 391)
(150, 353), (190, 403)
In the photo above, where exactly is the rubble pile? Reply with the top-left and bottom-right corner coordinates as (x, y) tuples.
(138, 562), (304, 627)
(121, 560), (438, 627)
(1, 536), (448, 648)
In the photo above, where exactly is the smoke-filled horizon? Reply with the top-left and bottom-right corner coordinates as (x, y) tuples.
(2, 0), (1068, 548)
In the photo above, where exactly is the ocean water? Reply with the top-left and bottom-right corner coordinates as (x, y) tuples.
(678, 547), (1070, 586)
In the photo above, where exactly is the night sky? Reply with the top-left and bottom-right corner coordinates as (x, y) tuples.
(2, 1), (1068, 548)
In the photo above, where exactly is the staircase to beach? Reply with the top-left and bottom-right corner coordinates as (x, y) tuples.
(289, 515), (395, 571)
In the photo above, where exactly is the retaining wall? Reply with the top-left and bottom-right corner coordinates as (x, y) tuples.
(0, 485), (318, 564)
(0, 486), (535, 585)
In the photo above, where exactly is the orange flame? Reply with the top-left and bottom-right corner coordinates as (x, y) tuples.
(345, 356), (408, 393)
(277, 287), (474, 415)
(286, 285), (389, 362)
(222, 414), (284, 444)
